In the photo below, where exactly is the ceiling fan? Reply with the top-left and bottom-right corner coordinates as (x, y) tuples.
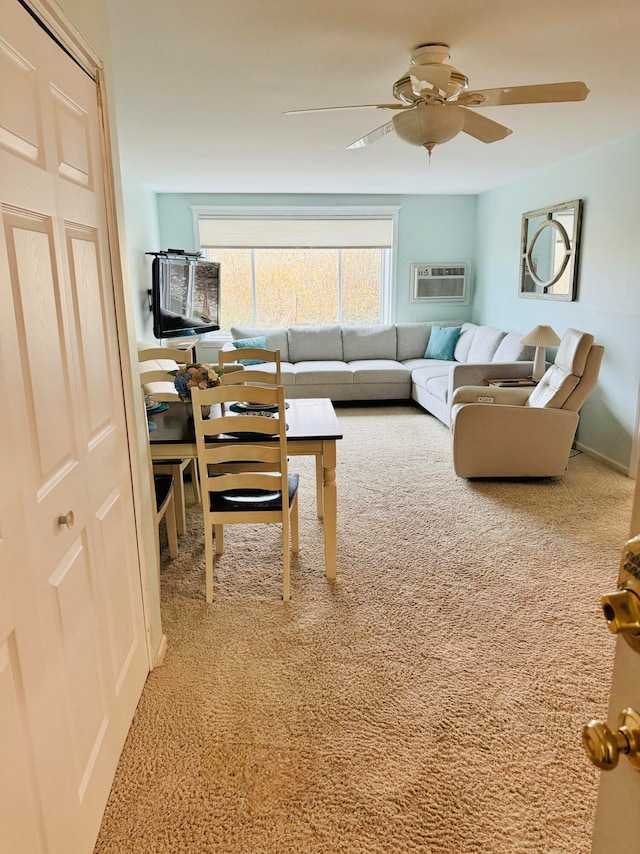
(284, 44), (589, 159)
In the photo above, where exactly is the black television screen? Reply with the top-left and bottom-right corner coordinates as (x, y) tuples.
(150, 251), (220, 339)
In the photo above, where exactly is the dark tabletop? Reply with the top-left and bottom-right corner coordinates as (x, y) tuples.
(148, 398), (343, 445)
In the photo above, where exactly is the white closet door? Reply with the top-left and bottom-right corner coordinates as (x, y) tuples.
(0, 0), (149, 851)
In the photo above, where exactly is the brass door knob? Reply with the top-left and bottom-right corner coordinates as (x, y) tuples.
(602, 536), (640, 652)
(57, 510), (75, 529)
(602, 589), (640, 635)
(583, 707), (640, 771)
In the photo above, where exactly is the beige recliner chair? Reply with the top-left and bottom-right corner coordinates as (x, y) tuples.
(450, 329), (604, 478)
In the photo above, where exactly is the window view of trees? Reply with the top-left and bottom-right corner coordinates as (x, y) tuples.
(202, 247), (384, 328)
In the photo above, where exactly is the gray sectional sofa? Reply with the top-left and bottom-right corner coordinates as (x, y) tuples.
(225, 322), (535, 427)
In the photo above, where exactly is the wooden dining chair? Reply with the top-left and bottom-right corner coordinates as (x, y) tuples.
(138, 344), (196, 401)
(218, 347), (281, 385)
(191, 383), (299, 604)
(154, 473), (179, 567)
(138, 346), (200, 532)
(141, 386), (178, 585)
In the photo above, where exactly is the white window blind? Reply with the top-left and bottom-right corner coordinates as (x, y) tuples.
(198, 218), (393, 249)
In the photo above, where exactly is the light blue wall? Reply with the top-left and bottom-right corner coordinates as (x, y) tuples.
(475, 133), (640, 470)
(156, 193), (477, 325)
(153, 140), (639, 470)
(120, 180), (160, 342)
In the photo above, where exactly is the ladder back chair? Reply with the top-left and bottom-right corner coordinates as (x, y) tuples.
(138, 344), (196, 400)
(141, 402), (179, 587)
(138, 345), (200, 531)
(191, 383), (299, 604)
(153, 473), (179, 568)
(218, 347), (281, 386)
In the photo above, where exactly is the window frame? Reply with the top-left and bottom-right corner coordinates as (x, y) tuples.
(191, 205), (399, 327)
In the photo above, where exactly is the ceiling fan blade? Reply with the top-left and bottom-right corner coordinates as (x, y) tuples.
(407, 65), (453, 96)
(460, 107), (512, 143)
(347, 121), (395, 149)
(459, 81), (589, 108)
(284, 104), (410, 115)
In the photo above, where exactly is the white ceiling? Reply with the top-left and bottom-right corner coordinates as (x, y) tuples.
(107, 0), (640, 196)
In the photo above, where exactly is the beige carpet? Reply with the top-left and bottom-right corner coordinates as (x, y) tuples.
(95, 404), (634, 854)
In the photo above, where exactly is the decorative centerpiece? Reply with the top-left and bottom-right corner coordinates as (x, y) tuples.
(172, 363), (222, 418)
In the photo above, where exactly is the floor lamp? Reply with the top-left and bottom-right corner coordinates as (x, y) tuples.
(521, 324), (560, 382)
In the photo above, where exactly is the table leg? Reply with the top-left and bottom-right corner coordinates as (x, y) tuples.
(172, 466), (187, 536)
(322, 441), (337, 580)
(315, 454), (324, 520)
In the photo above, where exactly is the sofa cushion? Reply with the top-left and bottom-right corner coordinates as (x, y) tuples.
(453, 322), (478, 363)
(424, 374), (449, 403)
(554, 327), (594, 376)
(288, 325), (343, 361)
(425, 325), (462, 360)
(278, 363), (297, 385)
(493, 332), (535, 363)
(395, 322), (435, 361)
(232, 335), (267, 364)
(231, 326), (289, 362)
(342, 325), (396, 361)
(350, 360), (411, 384)
(466, 326), (506, 362)
(410, 361), (455, 391)
(526, 370), (579, 409)
(293, 360), (353, 384)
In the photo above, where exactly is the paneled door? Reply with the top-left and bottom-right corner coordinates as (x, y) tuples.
(590, 438), (640, 853)
(0, 1), (149, 851)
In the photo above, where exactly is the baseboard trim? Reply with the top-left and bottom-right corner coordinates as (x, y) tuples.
(151, 633), (168, 670)
(574, 441), (631, 477)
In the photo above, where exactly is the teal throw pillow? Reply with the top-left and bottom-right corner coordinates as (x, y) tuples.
(424, 325), (462, 360)
(232, 335), (268, 365)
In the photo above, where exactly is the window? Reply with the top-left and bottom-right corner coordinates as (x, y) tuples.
(192, 206), (398, 328)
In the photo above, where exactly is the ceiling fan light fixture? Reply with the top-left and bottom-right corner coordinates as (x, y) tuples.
(286, 42), (589, 159)
(392, 103), (465, 147)
(408, 44), (467, 99)
(410, 43), (451, 66)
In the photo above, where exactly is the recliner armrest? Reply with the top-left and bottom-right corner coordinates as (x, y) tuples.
(449, 361), (535, 392)
(451, 385), (533, 406)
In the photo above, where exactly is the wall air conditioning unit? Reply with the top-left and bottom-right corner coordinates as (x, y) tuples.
(410, 262), (470, 303)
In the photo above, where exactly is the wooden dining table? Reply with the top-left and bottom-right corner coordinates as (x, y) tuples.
(148, 397), (343, 579)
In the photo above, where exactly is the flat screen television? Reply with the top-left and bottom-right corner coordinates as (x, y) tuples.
(148, 250), (220, 339)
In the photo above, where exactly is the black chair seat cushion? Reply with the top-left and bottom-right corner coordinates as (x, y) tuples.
(153, 474), (174, 511)
(209, 473), (299, 512)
